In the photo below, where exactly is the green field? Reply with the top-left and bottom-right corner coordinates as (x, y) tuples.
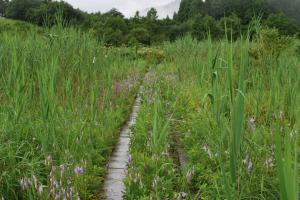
(0, 20), (299, 200)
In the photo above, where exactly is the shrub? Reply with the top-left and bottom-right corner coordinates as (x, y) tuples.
(250, 28), (294, 60)
(128, 27), (150, 46)
(137, 47), (165, 64)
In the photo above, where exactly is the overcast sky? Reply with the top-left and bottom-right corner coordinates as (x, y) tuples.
(64, 0), (175, 17)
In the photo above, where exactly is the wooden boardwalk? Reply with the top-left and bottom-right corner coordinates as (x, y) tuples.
(102, 90), (142, 200)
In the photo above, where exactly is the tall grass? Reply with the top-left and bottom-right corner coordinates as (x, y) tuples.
(160, 28), (299, 199)
(0, 24), (144, 199)
(229, 35), (249, 185)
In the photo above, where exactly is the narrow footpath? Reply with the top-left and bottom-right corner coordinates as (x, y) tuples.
(102, 85), (142, 200)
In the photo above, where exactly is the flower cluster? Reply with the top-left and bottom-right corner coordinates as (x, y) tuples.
(19, 176), (44, 196)
(242, 155), (253, 173)
(45, 155), (85, 199)
(127, 167), (143, 189)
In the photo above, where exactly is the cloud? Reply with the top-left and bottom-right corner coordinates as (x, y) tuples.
(65, 0), (175, 17)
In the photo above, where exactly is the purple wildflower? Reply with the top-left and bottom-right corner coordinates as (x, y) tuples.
(45, 155), (52, 166)
(128, 155), (132, 164)
(74, 166), (84, 176)
(38, 185), (43, 194)
(47, 155), (52, 162)
(20, 178), (29, 190)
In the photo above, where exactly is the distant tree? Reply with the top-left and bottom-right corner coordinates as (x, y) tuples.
(173, 12), (178, 20)
(6, 0), (42, 20)
(93, 15), (127, 46)
(131, 11), (142, 25)
(192, 14), (221, 40)
(177, 0), (192, 22)
(168, 22), (192, 41)
(26, 1), (84, 26)
(0, 0), (8, 17)
(128, 27), (150, 45)
(265, 13), (299, 36)
(134, 11), (140, 19)
(219, 14), (241, 39)
(268, 0), (300, 28)
(147, 8), (158, 21)
(177, 0), (273, 24)
(104, 8), (124, 18)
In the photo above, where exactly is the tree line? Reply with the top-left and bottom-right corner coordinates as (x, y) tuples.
(0, 0), (299, 46)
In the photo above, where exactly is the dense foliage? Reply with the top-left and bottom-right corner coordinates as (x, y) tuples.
(0, 0), (299, 45)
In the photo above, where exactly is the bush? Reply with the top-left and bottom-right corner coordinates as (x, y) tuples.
(250, 28), (294, 59)
(137, 47), (165, 64)
(128, 27), (150, 46)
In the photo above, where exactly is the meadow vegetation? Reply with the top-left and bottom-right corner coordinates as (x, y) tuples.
(0, 22), (146, 199)
(124, 30), (299, 199)
(0, 0), (300, 46)
(0, 2), (299, 199)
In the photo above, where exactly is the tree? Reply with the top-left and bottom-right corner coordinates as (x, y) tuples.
(219, 14), (241, 39)
(93, 15), (127, 46)
(177, 0), (192, 22)
(6, 0), (42, 20)
(265, 13), (299, 36)
(177, 0), (275, 24)
(192, 14), (221, 40)
(168, 22), (192, 41)
(134, 11), (140, 19)
(0, 0), (8, 17)
(147, 8), (158, 21)
(268, 0), (300, 28)
(104, 8), (124, 18)
(26, 1), (84, 26)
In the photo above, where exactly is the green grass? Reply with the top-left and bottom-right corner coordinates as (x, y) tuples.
(124, 33), (299, 199)
(124, 69), (191, 199)
(0, 20), (299, 199)
(0, 25), (145, 199)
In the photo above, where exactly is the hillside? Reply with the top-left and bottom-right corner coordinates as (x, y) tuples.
(0, 17), (34, 32)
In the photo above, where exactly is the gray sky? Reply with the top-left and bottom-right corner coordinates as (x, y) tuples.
(65, 0), (175, 17)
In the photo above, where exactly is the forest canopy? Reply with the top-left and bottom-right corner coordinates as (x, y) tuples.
(0, 0), (299, 45)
